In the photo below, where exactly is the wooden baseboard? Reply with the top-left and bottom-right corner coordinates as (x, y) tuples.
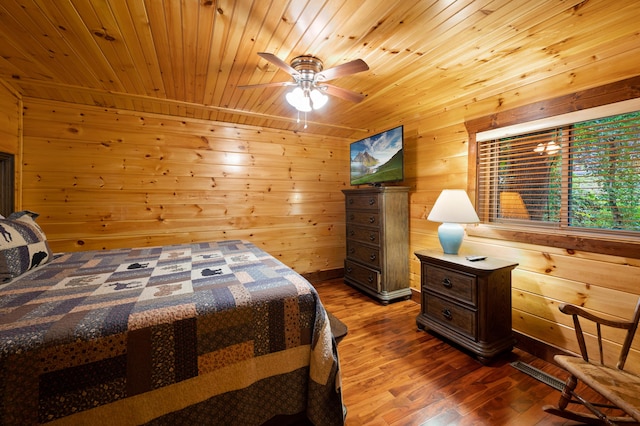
(302, 268), (343, 284)
(512, 331), (573, 365)
(410, 287), (420, 304)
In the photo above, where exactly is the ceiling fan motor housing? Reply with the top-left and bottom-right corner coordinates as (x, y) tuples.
(291, 55), (324, 83)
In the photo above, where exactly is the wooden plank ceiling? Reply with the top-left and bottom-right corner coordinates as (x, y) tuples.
(0, 0), (638, 138)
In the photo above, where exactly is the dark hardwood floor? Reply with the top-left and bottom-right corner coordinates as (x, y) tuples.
(314, 278), (607, 426)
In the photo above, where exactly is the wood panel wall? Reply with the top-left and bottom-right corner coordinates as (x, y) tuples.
(403, 60), (640, 373)
(0, 82), (19, 154)
(0, 80), (21, 211)
(20, 99), (350, 275)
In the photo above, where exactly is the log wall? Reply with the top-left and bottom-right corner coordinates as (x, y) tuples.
(20, 99), (350, 275)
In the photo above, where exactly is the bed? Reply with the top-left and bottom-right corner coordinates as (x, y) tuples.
(0, 212), (344, 425)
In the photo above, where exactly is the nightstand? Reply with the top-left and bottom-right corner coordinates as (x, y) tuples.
(415, 250), (518, 364)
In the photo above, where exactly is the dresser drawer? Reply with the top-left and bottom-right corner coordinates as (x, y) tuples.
(423, 293), (476, 340)
(346, 226), (380, 247)
(423, 265), (476, 306)
(344, 259), (380, 292)
(345, 193), (381, 211)
(346, 241), (381, 268)
(346, 211), (380, 227)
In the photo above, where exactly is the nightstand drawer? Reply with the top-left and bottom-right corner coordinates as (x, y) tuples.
(344, 259), (380, 292)
(346, 226), (380, 247)
(346, 241), (381, 268)
(424, 293), (476, 340)
(345, 193), (380, 211)
(423, 264), (476, 306)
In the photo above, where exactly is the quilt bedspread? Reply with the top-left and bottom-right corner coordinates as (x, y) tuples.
(0, 240), (343, 425)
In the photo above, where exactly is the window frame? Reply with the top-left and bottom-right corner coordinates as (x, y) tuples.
(465, 76), (640, 259)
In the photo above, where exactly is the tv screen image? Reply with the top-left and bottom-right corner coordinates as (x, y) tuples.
(350, 125), (404, 186)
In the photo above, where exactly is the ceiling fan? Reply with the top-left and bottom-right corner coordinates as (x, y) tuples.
(239, 52), (369, 113)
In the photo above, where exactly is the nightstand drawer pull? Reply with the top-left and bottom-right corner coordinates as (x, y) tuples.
(442, 277), (452, 288)
(369, 198), (375, 205)
(442, 309), (453, 320)
(369, 216), (376, 224)
(369, 254), (377, 261)
(369, 234), (376, 242)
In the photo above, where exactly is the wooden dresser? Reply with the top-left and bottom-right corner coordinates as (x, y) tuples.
(414, 250), (518, 363)
(342, 186), (411, 304)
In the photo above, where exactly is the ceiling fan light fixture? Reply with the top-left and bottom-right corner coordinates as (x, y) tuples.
(243, 52), (369, 124)
(286, 87), (314, 112)
(310, 88), (328, 109)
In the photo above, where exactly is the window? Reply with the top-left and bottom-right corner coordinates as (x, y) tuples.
(465, 76), (640, 258)
(477, 111), (640, 234)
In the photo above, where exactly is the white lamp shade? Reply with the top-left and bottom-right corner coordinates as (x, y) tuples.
(428, 189), (479, 254)
(427, 189), (479, 224)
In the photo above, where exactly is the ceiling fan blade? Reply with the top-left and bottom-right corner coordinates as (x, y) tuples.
(238, 81), (296, 90)
(316, 59), (369, 82)
(321, 84), (366, 103)
(257, 52), (298, 76)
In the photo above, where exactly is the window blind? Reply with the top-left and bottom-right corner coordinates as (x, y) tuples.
(477, 111), (640, 233)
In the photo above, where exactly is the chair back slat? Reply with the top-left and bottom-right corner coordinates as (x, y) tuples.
(572, 314), (589, 362)
(596, 323), (604, 365)
(617, 297), (640, 370)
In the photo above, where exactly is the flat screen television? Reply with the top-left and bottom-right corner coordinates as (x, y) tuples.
(349, 125), (404, 186)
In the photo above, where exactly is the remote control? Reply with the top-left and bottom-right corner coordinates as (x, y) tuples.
(466, 255), (487, 262)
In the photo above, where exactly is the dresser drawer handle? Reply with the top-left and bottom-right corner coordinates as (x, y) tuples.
(349, 229), (355, 236)
(349, 214), (355, 221)
(369, 216), (375, 224)
(369, 234), (376, 242)
(369, 254), (377, 261)
(442, 309), (453, 320)
(368, 275), (374, 283)
(368, 198), (375, 205)
(346, 266), (352, 273)
(349, 248), (355, 254)
(349, 198), (354, 204)
(442, 278), (453, 288)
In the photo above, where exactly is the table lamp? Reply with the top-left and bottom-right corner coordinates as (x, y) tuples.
(427, 189), (480, 254)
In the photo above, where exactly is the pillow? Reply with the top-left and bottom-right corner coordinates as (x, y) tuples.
(0, 211), (52, 283)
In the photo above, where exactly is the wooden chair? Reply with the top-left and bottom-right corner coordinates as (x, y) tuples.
(543, 298), (640, 425)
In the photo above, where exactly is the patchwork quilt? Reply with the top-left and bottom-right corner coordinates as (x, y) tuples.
(0, 240), (343, 425)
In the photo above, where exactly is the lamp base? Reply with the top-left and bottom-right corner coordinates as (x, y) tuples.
(437, 223), (465, 254)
